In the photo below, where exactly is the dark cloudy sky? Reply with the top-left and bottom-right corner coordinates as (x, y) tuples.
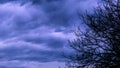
(0, 0), (98, 68)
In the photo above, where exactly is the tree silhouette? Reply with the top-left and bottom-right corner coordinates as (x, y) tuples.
(67, 0), (120, 68)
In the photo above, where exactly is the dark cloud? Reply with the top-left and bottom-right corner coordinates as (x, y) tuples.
(0, 45), (67, 62)
(0, 0), (62, 4)
(24, 35), (66, 49)
(0, 0), (98, 68)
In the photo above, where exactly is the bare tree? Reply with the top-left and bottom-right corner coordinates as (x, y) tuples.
(67, 0), (120, 68)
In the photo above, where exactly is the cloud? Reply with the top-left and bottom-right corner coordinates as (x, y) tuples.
(0, 61), (65, 68)
(0, 26), (72, 62)
(0, 2), (48, 39)
(0, 0), (98, 67)
(0, 41), (66, 62)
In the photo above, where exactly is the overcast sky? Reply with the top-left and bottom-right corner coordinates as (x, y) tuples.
(0, 0), (98, 68)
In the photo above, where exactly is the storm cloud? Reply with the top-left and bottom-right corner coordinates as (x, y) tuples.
(0, 0), (98, 68)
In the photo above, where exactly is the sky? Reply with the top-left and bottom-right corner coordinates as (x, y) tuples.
(0, 0), (98, 68)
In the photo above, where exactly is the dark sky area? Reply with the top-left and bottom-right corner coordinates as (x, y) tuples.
(0, 0), (98, 68)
